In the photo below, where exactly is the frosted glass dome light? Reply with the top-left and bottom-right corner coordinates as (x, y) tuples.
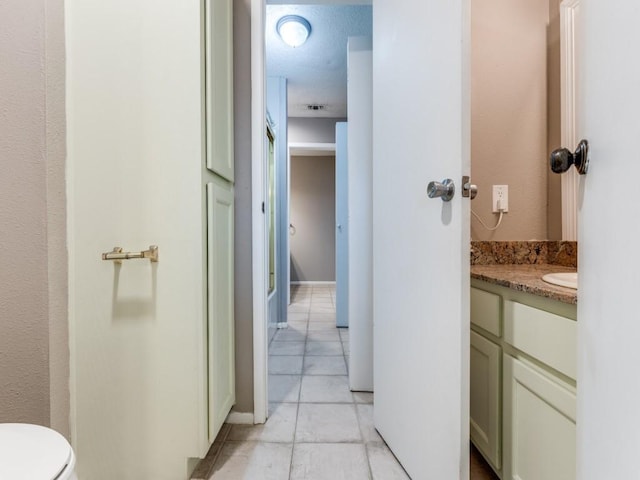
(277, 15), (311, 48)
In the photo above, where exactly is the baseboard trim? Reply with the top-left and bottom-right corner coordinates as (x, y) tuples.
(225, 411), (255, 425)
(290, 281), (336, 286)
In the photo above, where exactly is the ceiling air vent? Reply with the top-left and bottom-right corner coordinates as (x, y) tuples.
(306, 104), (327, 111)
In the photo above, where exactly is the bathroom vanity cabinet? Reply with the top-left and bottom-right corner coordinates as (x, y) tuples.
(471, 279), (577, 480)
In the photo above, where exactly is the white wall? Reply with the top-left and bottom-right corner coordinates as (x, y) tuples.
(347, 36), (373, 391)
(288, 117), (346, 144)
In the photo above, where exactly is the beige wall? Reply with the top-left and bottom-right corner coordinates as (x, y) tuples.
(232, 0), (254, 413)
(290, 156), (336, 282)
(547, 0), (563, 240)
(46, 0), (70, 439)
(471, 0), (556, 240)
(0, 0), (69, 435)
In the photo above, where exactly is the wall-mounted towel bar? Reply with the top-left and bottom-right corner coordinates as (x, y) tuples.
(102, 245), (159, 263)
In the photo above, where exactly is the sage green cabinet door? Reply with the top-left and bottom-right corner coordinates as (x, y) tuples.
(470, 331), (501, 471)
(67, 1), (210, 476)
(207, 180), (235, 442)
(205, 0), (234, 181)
(503, 355), (576, 480)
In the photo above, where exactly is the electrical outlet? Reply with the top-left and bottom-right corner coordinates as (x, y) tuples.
(492, 185), (509, 213)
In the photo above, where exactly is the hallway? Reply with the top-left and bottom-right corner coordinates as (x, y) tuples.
(192, 285), (497, 479)
(192, 284), (408, 479)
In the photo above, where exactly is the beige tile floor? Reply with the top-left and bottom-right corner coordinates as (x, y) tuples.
(193, 284), (498, 480)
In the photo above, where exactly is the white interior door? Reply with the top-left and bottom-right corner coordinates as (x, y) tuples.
(372, 0), (471, 479)
(66, 1), (209, 478)
(577, 2), (640, 478)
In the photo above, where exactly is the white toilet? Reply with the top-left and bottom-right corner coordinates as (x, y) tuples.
(0, 423), (78, 479)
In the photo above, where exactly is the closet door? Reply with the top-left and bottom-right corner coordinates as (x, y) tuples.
(205, 0), (234, 181)
(207, 179), (235, 441)
(66, 1), (209, 477)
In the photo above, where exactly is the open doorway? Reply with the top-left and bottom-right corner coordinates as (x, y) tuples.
(263, 3), (372, 405)
(250, 0), (474, 477)
(257, 2), (405, 477)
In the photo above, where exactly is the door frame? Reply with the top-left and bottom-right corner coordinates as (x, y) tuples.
(252, 2), (468, 462)
(288, 141), (338, 284)
(252, 4), (469, 473)
(289, 142), (337, 156)
(560, 0), (580, 241)
(288, 142), (338, 294)
(251, 0), (268, 424)
(251, 0), (356, 422)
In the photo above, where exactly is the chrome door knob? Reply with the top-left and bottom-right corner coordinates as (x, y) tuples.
(427, 179), (455, 202)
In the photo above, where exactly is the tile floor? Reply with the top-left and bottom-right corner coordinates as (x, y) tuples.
(470, 444), (500, 480)
(192, 284), (499, 480)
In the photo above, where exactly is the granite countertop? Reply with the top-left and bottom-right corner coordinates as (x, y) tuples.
(471, 264), (578, 305)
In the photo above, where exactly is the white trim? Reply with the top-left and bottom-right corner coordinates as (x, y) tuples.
(251, 0), (268, 425)
(225, 411), (255, 425)
(290, 281), (337, 286)
(560, 0), (580, 241)
(268, 0), (371, 4)
(289, 142), (336, 156)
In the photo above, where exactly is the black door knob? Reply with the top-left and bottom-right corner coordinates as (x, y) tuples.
(549, 139), (589, 175)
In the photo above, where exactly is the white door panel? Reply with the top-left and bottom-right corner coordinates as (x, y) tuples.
(373, 0), (470, 479)
(577, 1), (640, 478)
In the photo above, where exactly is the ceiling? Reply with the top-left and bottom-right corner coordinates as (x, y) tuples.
(266, 4), (373, 118)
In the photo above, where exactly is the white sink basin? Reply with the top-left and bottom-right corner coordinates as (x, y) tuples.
(542, 272), (578, 290)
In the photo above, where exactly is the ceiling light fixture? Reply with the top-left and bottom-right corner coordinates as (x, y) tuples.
(277, 15), (311, 48)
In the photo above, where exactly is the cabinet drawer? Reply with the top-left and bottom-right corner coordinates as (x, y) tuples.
(471, 288), (501, 337)
(504, 300), (576, 380)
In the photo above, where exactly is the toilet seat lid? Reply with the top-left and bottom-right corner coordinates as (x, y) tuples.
(0, 423), (73, 480)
